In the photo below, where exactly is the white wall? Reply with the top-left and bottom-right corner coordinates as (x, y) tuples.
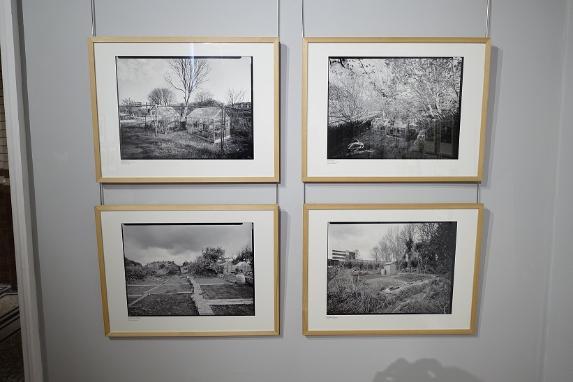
(18, 0), (572, 381)
(542, 1), (573, 382)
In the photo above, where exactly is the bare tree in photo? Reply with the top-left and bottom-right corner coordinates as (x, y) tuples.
(195, 90), (214, 103)
(226, 89), (245, 106)
(328, 61), (371, 125)
(120, 97), (138, 115)
(147, 87), (175, 106)
(165, 58), (210, 126)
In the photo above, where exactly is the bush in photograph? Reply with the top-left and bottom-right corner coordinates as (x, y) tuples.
(124, 258), (150, 281)
(327, 275), (393, 315)
(390, 277), (452, 314)
(189, 247), (225, 277)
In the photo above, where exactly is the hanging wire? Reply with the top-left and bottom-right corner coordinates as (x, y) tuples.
(99, 184), (105, 205)
(301, 0), (306, 204)
(90, 0), (104, 205)
(301, 0), (305, 38)
(275, 0), (280, 205)
(276, 0), (280, 38)
(90, 0), (97, 37)
(476, 0), (491, 204)
(485, 0), (491, 38)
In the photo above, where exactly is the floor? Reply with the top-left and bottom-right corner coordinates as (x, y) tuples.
(0, 286), (23, 382)
(0, 330), (24, 382)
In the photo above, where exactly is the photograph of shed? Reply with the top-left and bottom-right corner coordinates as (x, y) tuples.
(187, 107), (231, 144)
(116, 56), (254, 160)
(382, 261), (398, 276)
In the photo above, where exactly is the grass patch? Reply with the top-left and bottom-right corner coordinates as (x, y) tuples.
(327, 271), (452, 315)
(201, 284), (254, 300)
(153, 282), (192, 294)
(119, 126), (252, 160)
(126, 285), (154, 295)
(128, 294), (199, 316)
(211, 304), (255, 316)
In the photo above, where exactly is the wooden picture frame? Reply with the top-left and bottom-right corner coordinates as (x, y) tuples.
(302, 37), (491, 183)
(89, 37), (280, 183)
(303, 203), (483, 335)
(95, 204), (279, 337)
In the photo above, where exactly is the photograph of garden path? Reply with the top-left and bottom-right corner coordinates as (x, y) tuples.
(328, 56), (463, 160)
(327, 221), (457, 315)
(122, 223), (255, 317)
(116, 56), (253, 160)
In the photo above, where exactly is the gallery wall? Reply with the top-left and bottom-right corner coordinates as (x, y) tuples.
(18, 0), (573, 381)
(542, 2), (573, 382)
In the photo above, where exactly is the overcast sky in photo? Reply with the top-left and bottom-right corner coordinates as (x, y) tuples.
(116, 56), (252, 105)
(122, 223), (253, 265)
(328, 223), (408, 260)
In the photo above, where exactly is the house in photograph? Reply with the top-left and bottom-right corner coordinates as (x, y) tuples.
(187, 106), (231, 144)
(230, 102), (251, 110)
(329, 249), (359, 265)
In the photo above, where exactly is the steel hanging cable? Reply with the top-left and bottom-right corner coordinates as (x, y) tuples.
(90, 0), (104, 205)
(275, 0), (280, 205)
(90, 0), (96, 37)
(476, 0), (491, 204)
(485, 0), (491, 38)
(276, 0), (280, 38)
(302, 0), (306, 204)
(301, 0), (305, 38)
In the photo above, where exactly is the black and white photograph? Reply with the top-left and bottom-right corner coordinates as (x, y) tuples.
(327, 57), (463, 160)
(116, 56), (254, 160)
(122, 222), (255, 317)
(327, 221), (457, 315)
(304, 204), (482, 335)
(90, 38), (279, 183)
(96, 205), (278, 336)
(303, 38), (490, 182)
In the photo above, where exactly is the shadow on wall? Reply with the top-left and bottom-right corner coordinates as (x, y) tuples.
(373, 358), (482, 382)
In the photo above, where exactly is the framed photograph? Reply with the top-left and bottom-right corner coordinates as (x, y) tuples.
(89, 37), (279, 183)
(303, 203), (483, 335)
(302, 37), (491, 182)
(95, 204), (279, 337)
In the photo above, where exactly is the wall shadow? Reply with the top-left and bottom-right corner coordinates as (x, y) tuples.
(481, 45), (502, 187)
(373, 358), (481, 382)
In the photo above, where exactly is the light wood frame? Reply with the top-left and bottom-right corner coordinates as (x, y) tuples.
(303, 203), (484, 335)
(302, 37), (491, 183)
(89, 36), (280, 183)
(95, 204), (280, 337)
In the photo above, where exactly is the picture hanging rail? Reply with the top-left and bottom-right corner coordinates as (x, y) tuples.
(95, 204), (279, 337)
(89, 37), (280, 183)
(303, 203), (483, 335)
(302, 37), (491, 183)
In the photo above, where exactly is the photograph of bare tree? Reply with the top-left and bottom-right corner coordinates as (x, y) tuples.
(327, 57), (463, 160)
(116, 56), (253, 160)
(327, 221), (457, 315)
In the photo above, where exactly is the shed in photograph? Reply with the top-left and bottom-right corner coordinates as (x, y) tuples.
(382, 261), (398, 276)
(187, 106), (231, 144)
